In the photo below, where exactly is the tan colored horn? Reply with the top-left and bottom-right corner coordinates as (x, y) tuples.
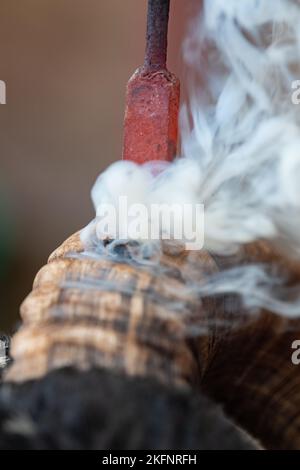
(5, 232), (300, 449)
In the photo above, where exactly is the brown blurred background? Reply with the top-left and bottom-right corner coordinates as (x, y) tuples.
(0, 0), (196, 332)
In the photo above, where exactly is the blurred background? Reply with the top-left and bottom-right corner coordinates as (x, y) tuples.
(0, 0), (195, 332)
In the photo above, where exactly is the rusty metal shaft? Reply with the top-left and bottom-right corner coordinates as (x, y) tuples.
(145, 0), (170, 71)
(122, 0), (180, 164)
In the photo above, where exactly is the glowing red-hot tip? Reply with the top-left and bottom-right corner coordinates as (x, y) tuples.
(122, 0), (180, 164)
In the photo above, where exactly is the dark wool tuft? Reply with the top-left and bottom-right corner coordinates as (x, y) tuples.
(0, 367), (257, 450)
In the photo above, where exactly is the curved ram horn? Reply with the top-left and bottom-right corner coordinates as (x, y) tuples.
(4, 232), (300, 449)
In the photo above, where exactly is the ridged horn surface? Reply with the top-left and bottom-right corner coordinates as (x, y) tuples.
(5, 232), (300, 449)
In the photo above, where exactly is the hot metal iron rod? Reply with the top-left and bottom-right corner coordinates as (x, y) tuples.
(122, 0), (179, 163)
(144, 0), (170, 70)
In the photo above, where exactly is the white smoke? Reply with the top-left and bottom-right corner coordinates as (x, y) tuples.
(81, 0), (300, 318)
(181, 0), (300, 256)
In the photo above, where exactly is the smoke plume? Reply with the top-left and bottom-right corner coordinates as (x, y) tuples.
(81, 0), (300, 319)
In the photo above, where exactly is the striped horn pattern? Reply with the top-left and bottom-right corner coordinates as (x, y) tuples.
(5, 232), (300, 449)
